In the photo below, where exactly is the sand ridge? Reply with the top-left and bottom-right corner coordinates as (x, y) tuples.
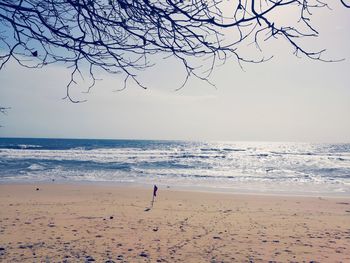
(0, 184), (349, 262)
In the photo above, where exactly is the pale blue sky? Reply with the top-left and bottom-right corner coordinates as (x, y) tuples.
(0, 3), (349, 142)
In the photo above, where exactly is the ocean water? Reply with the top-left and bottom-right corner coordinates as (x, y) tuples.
(0, 138), (349, 195)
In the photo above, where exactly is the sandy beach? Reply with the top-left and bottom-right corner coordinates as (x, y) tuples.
(0, 184), (349, 262)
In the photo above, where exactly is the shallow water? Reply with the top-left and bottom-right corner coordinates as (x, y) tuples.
(0, 138), (349, 195)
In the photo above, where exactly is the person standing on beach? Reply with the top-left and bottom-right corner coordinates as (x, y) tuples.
(151, 185), (158, 207)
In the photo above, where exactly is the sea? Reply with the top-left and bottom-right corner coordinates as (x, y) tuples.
(0, 138), (349, 196)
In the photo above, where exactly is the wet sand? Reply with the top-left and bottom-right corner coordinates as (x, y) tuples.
(0, 184), (349, 262)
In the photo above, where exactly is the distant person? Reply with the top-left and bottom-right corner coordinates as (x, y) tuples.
(152, 185), (158, 207)
(145, 185), (158, 211)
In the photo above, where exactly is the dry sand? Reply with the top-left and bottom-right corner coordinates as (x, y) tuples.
(0, 184), (349, 262)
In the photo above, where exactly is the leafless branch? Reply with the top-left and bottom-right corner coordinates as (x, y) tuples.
(0, 106), (10, 127)
(0, 0), (348, 100)
(340, 0), (350, 8)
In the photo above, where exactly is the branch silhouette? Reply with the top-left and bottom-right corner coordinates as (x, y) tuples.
(0, 106), (9, 127)
(0, 107), (9, 114)
(0, 0), (348, 101)
(341, 0), (350, 8)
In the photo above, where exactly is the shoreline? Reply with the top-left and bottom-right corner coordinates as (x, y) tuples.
(1, 183), (350, 262)
(1, 180), (350, 198)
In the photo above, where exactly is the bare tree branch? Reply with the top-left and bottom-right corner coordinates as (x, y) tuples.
(0, 0), (349, 101)
(0, 106), (10, 127)
(340, 0), (350, 8)
(0, 106), (9, 114)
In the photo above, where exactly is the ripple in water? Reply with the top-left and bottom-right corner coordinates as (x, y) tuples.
(0, 138), (349, 195)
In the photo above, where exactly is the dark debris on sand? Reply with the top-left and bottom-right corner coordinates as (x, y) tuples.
(85, 255), (95, 262)
(139, 252), (149, 258)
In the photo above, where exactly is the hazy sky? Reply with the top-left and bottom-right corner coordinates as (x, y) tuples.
(0, 3), (349, 142)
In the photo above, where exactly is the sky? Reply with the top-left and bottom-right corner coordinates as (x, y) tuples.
(0, 2), (349, 142)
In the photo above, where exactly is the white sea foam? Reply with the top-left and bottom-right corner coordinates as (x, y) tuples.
(0, 140), (349, 195)
(27, 164), (45, 171)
